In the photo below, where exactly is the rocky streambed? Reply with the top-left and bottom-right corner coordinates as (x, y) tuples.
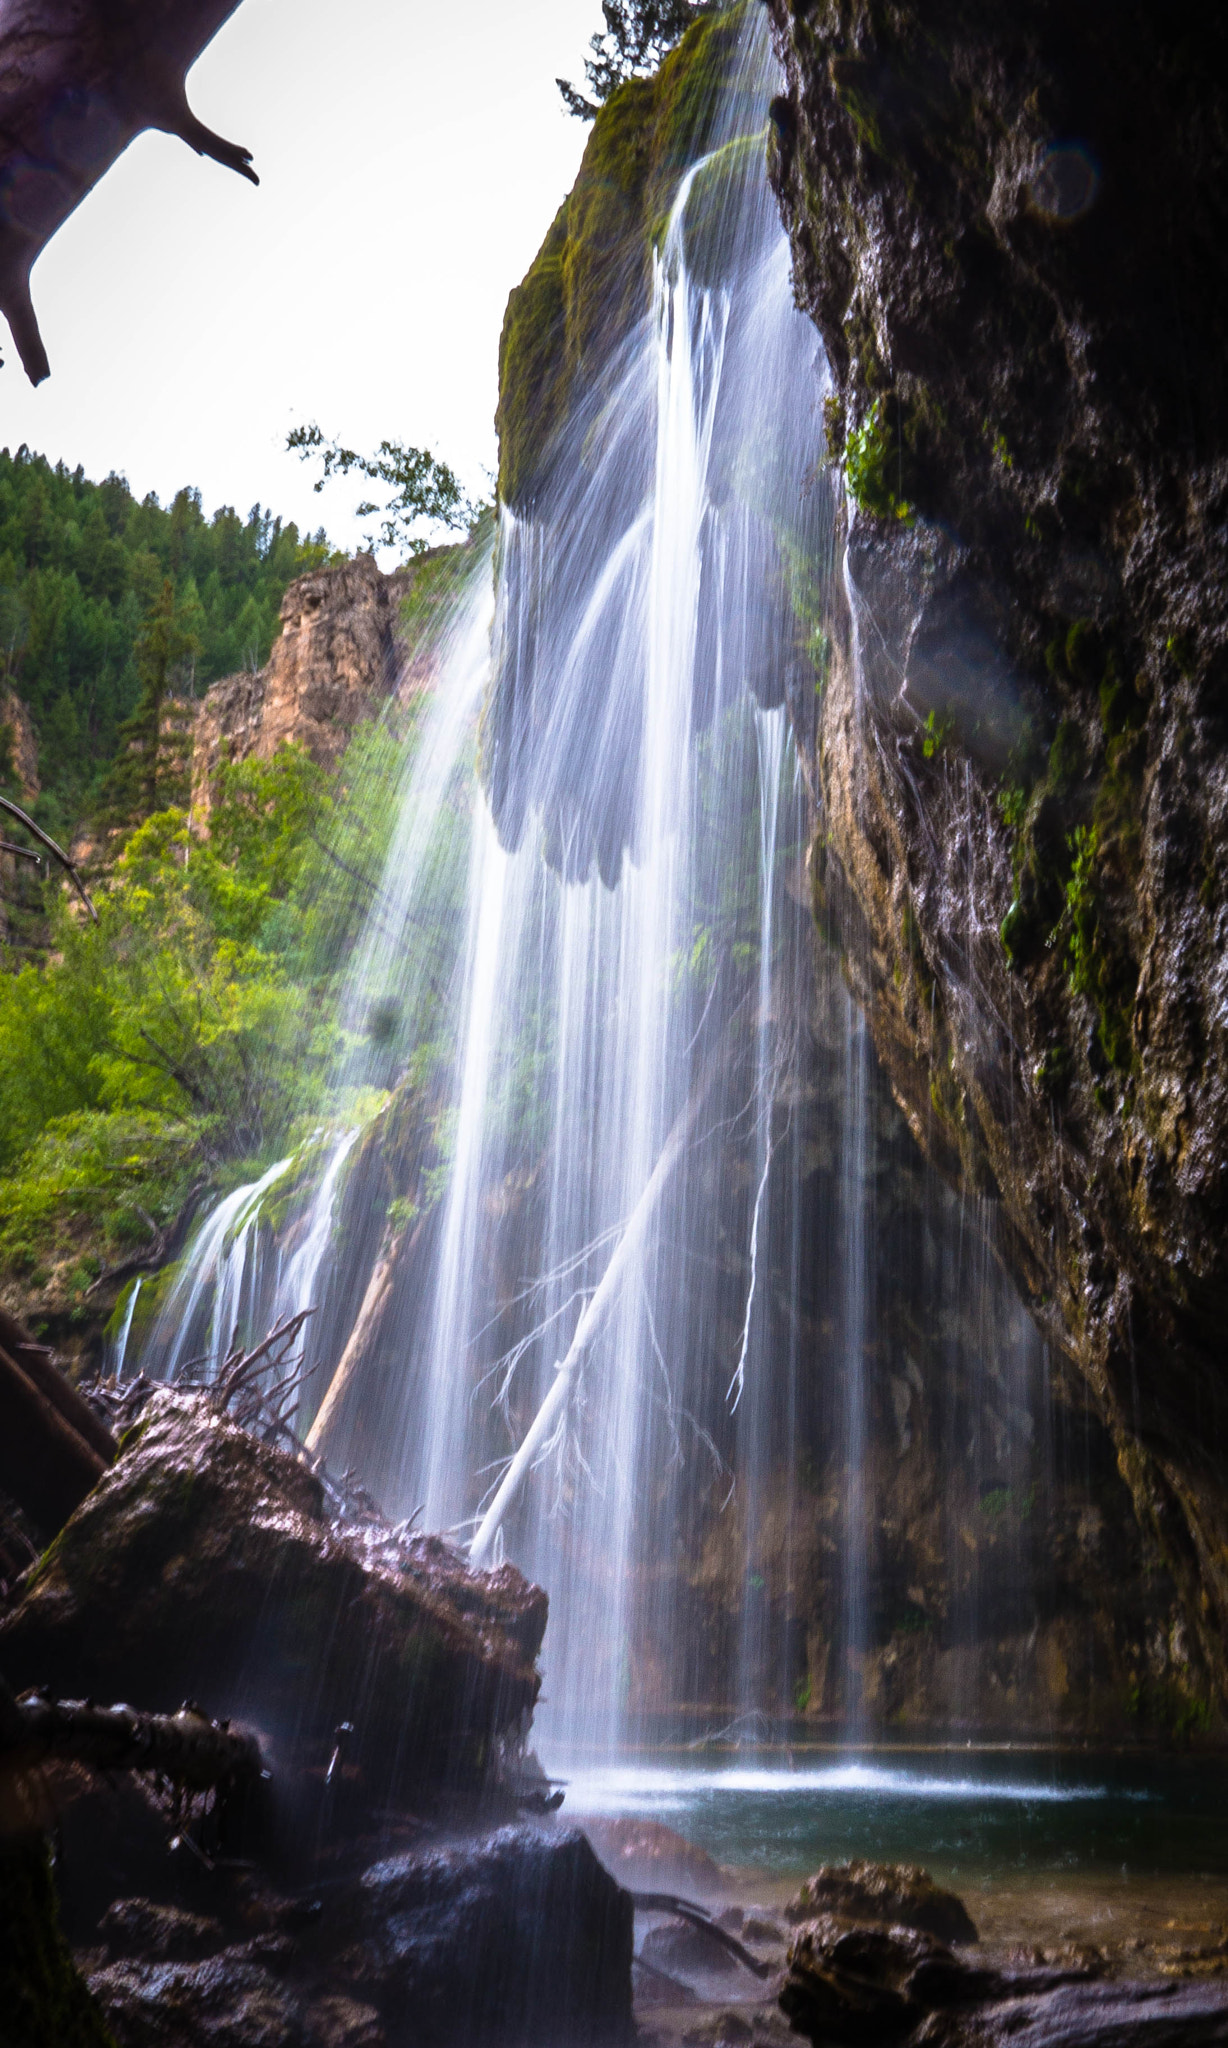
(4, 1339), (1228, 2044)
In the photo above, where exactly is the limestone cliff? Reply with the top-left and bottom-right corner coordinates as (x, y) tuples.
(765, 0), (1228, 1703)
(190, 549), (440, 821)
(496, 5), (758, 508)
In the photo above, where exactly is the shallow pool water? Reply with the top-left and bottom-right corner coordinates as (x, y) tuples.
(550, 1747), (1228, 1890)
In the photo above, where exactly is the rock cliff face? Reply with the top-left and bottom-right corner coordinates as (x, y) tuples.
(1, 685), (40, 804)
(190, 551), (430, 821)
(765, 1), (1228, 1700)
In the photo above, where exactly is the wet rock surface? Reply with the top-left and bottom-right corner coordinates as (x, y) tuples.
(0, 1390), (623, 2043)
(584, 1816), (727, 1896)
(0, 1388), (545, 1816)
(765, 0), (1228, 1716)
(780, 1907), (1228, 2045)
(786, 1862), (978, 1946)
(80, 1824), (627, 2047)
(75, 1824), (632, 2048)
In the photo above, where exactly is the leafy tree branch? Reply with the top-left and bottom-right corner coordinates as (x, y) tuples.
(287, 424), (476, 557)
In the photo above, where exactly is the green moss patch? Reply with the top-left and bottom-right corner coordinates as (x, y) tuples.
(496, 5), (755, 505)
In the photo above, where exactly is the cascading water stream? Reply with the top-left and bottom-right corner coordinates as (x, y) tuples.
(132, 4), (1065, 1766)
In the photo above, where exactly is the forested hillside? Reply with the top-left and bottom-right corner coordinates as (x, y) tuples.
(0, 444), (338, 833)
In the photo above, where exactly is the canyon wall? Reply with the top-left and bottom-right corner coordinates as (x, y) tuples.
(765, 0), (1228, 1703)
(190, 549), (435, 821)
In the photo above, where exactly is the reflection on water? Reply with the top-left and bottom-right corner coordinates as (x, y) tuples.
(554, 1749), (1228, 1886)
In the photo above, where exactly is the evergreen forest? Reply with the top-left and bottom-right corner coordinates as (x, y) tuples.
(0, 443), (337, 835)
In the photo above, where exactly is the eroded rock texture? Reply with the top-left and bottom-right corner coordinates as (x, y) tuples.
(79, 1826), (633, 2048)
(781, 1913), (1228, 2048)
(190, 554), (417, 822)
(765, 0), (1228, 1705)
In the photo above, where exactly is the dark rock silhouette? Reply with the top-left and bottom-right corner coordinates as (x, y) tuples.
(786, 1863), (978, 1947)
(0, 0), (256, 384)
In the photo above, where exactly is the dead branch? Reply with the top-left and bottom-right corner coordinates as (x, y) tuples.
(629, 1892), (772, 1978)
(0, 1), (255, 386)
(0, 794), (97, 922)
(212, 1309), (314, 1408)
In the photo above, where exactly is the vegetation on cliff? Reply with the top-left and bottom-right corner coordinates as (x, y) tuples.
(497, 2), (758, 505)
(557, 0), (702, 119)
(0, 727), (424, 1328)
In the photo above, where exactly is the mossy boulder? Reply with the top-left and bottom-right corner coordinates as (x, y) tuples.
(0, 1389), (546, 1809)
(495, 3), (759, 507)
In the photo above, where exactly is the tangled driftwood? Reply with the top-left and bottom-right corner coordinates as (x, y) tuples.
(0, 0), (256, 383)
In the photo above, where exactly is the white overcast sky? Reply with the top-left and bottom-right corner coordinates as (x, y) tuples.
(0, 0), (597, 558)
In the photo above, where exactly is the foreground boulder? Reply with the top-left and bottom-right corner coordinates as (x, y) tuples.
(0, 1389), (547, 1818)
(780, 1913), (1228, 2046)
(785, 1862), (977, 1945)
(82, 1824), (633, 2048)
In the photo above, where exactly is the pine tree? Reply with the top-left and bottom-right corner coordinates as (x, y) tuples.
(558, 1), (701, 119)
(95, 578), (202, 830)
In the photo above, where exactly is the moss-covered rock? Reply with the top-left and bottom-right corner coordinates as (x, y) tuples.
(0, 1839), (116, 2048)
(496, 4), (759, 506)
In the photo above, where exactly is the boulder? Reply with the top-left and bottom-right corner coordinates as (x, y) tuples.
(333, 1824), (633, 2046)
(0, 1390), (547, 1818)
(780, 1914), (1228, 2045)
(780, 1918), (945, 2046)
(83, 1825), (633, 2048)
(785, 1863), (978, 1945)
(582, 1816), (725, 1896)
(641, 1916), (746, 1981)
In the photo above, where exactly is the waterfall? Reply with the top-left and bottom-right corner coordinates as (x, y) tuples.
(136, 5), (1060, 1755)
(144, 1153), (294, 1382)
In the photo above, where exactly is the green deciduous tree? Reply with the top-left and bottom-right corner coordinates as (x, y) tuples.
(287, 423), (475, 558)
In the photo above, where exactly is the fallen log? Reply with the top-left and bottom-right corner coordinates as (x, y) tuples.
(630, 1890), (773, 1978)
(0, 1343), (109, 1538)
(305, 1217), (421, 1453)
(0, 1678), (262, 1796)
(0, 1309), (117, 1466)
(469, 1091), (704, 1567)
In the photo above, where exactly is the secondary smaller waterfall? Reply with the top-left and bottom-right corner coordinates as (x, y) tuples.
(145, 1153), (293, 1382)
